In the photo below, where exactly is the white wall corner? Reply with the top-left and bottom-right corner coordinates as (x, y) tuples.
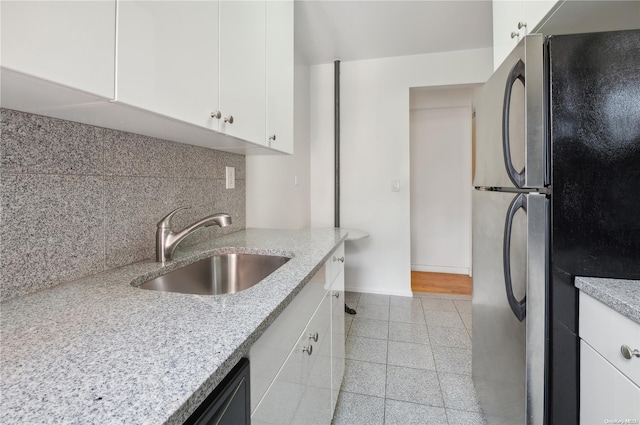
(309, 62), (336, 228)
(310, 47), (492, 296)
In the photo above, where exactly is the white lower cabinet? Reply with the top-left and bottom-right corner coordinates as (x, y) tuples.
(579, 291), (640, 424)
(329, 247), (346, 412)
(580, 341), (640, 423)
(250, 243), (345, 425)
(290, 294), (333, 424)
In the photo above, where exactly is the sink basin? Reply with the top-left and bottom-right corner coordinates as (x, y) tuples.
(138, 253), (291, 295)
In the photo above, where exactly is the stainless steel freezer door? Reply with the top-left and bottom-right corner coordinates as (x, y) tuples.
(474, 34), (545, 189)
(472, 191), (548, 425)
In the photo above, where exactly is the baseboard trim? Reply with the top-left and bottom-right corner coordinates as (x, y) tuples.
(411, 265), (470, 275)
(344, 285), (413, 298)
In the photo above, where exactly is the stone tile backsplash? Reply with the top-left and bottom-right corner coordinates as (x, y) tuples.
(0, 108), (246, 301)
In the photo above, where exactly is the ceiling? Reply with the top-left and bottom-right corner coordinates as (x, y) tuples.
(294, 0), (494, 65)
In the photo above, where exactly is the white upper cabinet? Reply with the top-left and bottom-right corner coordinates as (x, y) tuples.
(494, 0), (640, 71)
(266, 0), (294, 154)
(492, 0), (523, 71)
(0, 0), (116, 99)
(521, 1), (559, 33)
(219, 0), (266, 145)
(0, 0), (295, 154)
(116, 1), (219, 129)
(492, 0), (558, 70)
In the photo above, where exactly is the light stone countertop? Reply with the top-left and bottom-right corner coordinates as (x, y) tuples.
(0, 228), (348, 425)
(575, 276), (640, 324)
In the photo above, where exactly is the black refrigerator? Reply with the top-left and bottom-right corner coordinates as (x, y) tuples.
(472, 29), (640, 425)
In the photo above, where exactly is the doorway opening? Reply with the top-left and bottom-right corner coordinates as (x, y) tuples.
(409, 85), (479, 295)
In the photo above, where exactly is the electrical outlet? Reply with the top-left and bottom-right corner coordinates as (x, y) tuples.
(226, 167), (235, 189)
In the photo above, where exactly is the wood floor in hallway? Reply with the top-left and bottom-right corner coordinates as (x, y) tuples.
(411, 272), (472, 295)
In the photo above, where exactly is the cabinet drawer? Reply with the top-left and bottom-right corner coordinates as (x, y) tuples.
(252, 293), (332, 425)
(579, 291), (640, 386)
(330, 270), (345, 412)
(249, 269), (327, 410)
(580, 341), (640, 424)
(327, 242), (345, 286)
(277, 293), (331, 388)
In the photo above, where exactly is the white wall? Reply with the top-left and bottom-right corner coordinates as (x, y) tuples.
(246, 53), (311, 228)
(310, 48), (492, 296)
(410, 86), (475, 109)
(309, 63), (336, 228)
(410, 90), (472, 275)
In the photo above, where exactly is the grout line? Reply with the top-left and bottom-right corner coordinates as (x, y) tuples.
(423, 298), (448, 422)
(382, 298), (390, 424)
(338, 292), (483, 424)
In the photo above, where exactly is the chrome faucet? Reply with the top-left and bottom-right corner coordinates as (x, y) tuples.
(156, 206), (232, 262)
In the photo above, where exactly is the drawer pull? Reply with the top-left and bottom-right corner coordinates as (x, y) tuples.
(621, 345), (640, 360)
(309, 332), (318, 342)
(332, 292), (340, 299)
(302, 345), (313, 355)
(333, 256), (345, 263)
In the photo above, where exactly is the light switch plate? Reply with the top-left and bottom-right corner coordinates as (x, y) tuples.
(226, 166), (235, 189)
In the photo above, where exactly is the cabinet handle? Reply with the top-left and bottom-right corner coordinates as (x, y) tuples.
(510, 31), (519, 39)
(517, 21), (527, 30)
(269, 134), (276, 141)
(302, 345), (313, 355)
(621, 345), (640, 360)
(308, 332), (318, 342)
(211, 111), (222, 119)
(333, 292), (340, 299)
(333, 256), (344, 263)
(224, 115), (234, 124)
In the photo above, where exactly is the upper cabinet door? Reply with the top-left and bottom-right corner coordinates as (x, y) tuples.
(492, 0), (523, 70)
(0, 0), (116, 99)
(266, 0), (294, 154)
(219, 0), (266, 144)
(522, 1), (558, 33)
(493, 1), (559, 70)
(116, 1), (220, 130)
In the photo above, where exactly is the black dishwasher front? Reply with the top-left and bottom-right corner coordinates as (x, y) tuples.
(184, 358), (250, 425)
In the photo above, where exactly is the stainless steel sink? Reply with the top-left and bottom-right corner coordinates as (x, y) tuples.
(138, 253), (291, 295)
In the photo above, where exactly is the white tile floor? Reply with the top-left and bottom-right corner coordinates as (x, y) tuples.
(332, 291), (487, 425)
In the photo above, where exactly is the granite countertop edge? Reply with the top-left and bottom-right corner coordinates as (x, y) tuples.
(0, 228), (348, 425)
(575, 276), (640, 324)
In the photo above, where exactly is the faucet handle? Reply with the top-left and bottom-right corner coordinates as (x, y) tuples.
(157, 206), (191, 229)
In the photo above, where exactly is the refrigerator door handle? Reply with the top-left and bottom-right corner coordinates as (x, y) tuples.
(503, 59), (526, 189)
(503, 192), (527, 322)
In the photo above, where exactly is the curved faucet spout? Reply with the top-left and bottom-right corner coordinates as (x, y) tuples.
(156, 206), (232, 262)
